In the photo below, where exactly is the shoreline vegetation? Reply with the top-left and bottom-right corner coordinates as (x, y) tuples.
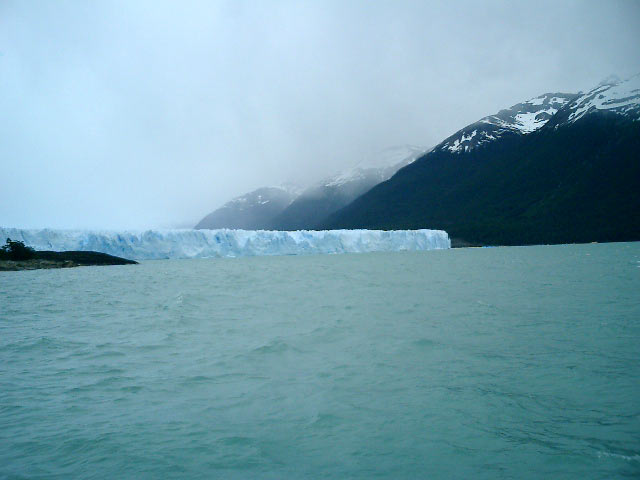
(0, 238), (137, 271)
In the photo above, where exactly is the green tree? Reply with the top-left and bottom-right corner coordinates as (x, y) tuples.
(0, 238), (36, 261)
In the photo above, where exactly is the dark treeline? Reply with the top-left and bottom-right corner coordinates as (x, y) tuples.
(326, 115), (640, 246)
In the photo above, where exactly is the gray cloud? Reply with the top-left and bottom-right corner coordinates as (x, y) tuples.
(1, 0), (639, 229)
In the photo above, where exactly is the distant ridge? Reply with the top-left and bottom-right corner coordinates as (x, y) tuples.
(271, 146), (427, 230)
(195, 185), (299, 230)
(195, 146), (427, 231)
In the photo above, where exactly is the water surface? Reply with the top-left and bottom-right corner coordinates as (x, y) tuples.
(1, 243), (639, 479)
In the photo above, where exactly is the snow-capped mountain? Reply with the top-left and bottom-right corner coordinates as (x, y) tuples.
(552, 74), (640, 125)
(327, 75), (640, 246)
(432, 75), (639, 156)
(324, 145), (428, 188)
(437, 93), (576, 154)
(196, 75), (640, 239)
(195, 145), (428, 231)
(195, 185), (300, 230)
(271, 145), (428, 230)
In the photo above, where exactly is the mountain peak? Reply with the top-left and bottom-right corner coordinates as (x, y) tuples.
(436, 74), (640, 156)
(194, 186), (298, 230)
(322, 145), (428, 188)
(355, 145), (428, 170)
(597, 74), (622, 87)
(563, 74), (640, 124)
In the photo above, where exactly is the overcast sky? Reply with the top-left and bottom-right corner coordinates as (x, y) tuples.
(1, 0), (639, 229)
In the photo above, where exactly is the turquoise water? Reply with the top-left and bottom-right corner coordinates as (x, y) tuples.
(1, 243), (639, 479)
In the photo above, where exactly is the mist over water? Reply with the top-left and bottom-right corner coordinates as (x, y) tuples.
(1, 243), (639, 479)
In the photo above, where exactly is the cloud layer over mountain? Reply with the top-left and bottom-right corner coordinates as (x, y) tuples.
(1, 0), (639, 229)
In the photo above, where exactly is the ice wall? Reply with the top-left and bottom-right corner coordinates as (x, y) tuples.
(0, 228), (450, 260)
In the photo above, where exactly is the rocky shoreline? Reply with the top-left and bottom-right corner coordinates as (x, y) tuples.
(0, 251), (137, 271)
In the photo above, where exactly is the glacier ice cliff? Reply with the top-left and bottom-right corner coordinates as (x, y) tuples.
(0, 228), (450, 260)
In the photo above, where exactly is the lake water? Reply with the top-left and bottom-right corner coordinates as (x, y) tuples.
(1, 243), (639, 479)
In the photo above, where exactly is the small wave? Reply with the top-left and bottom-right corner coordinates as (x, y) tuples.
(120, 385), (143, 393)
(250, 339), (298, 355)
(136, 344), (166, 351)
(4, 336), (86, 352)
(180, 375), (213, 386)
(65, 376), (126, 392)
(597, 451), (640, 462)
(310, 413), (342, 428)
(412, 338), (439, 348)
(0, 404), (23, 415)
(88, 350), (126, 359)
(218, 436), (255, 446)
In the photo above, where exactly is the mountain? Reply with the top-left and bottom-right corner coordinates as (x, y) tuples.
(550, 74), (640, 126)
(271, 145), (428, 230)
(195, 145), (428, 231)
(194, 185), (299, 230)
(436, 92), (577, 153)
(326, 76), (640, 246)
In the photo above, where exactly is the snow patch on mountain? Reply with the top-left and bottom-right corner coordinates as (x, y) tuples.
(435, 75), (639, 156)
(194, 185), (301, 230)
(324, 145), (428, 188)
(566, 74), (640, 123)
(597, 74), (622, 87)
(223, 184), (299, 212)
(438, 93), (575, 153)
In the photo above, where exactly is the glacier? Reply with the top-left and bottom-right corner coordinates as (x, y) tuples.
(0, 228), (450, 260)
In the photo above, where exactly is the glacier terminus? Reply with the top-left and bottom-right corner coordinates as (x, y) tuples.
(0, 228), (451, 260)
